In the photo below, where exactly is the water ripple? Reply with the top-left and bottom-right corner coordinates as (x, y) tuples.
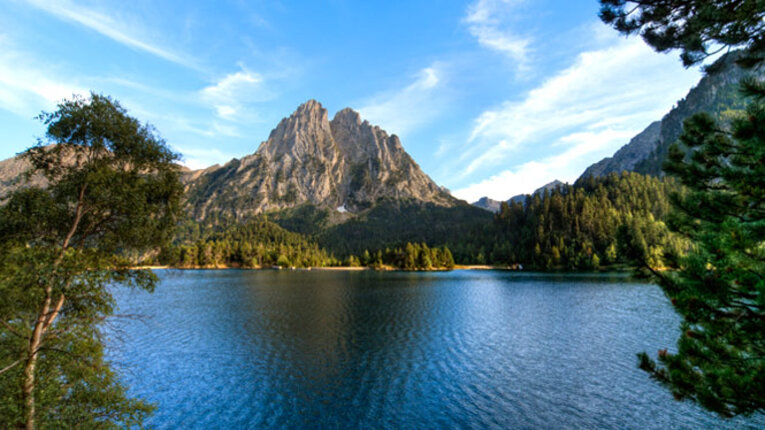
(106, 270), (764, 429)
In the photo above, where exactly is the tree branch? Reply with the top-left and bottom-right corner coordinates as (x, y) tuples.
(0, 358), (22, 376)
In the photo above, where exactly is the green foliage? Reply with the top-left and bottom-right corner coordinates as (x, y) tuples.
(314, 198), (492, 261)
(0, 93), (182, 428)
(636, 89), (765, 417)
(599, 0), (765, 67)
(159, 216), (336, 268)
(271, 204), (334, 236)
(469, 172), (684, 270)
(359, 242), (455, 271)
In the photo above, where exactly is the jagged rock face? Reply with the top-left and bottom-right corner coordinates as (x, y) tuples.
(184, 100), (455, 222)
(0, 153), (35, 199)
(0, 145), (78, 199)
(580, 121), (661, 179)
(579, 50), (761, 180)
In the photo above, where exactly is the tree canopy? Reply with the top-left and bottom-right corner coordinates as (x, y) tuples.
(599, 0), (765, 67)
(0, 93), (183, 428)
(634, 87), (765, 417)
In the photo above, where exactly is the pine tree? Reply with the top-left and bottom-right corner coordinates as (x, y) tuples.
(637, 87), (765, 417)
(599, 0), (765, 67)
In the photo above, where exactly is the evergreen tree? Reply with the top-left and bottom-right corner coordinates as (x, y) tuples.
(484, 172), (681, 270)
(599, 0), (765, 67)
(636, 91), (765, 417)
(600, 0), (765, 417)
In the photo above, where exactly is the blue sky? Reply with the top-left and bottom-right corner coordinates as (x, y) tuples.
(0, 0), (703, 201)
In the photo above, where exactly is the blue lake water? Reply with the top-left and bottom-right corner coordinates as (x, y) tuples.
(107, 270), (763, 429)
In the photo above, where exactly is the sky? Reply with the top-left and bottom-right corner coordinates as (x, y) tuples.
(0, 0), (704, 202)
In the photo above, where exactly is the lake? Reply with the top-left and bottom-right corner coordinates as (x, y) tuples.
(107, 270), (763, 429)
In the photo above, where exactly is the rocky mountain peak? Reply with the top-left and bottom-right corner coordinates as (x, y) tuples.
(260, 99), (336, 163)
(332, 107), (362, 125)
(294, 99), (326, 118)
(183, 100), (456, 222)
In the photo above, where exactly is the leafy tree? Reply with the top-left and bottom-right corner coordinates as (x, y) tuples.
(0, 93), (183, 428)
(636, 91), (765, 417)
(599, 0), (765, 67)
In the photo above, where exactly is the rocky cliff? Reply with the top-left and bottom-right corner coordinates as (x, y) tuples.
(184, 100), (456, 222)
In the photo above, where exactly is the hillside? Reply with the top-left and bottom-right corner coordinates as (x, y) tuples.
(580, 51), (760, 179)
(183, 100), (456, 224)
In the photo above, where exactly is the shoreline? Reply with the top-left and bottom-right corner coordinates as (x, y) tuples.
(128, 264), (637, 274)
(128, 265), (513, 272)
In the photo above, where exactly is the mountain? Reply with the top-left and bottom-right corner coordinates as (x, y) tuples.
(580, 51), (761, 179)
(0, 145), (81, 200)
(0, 153), (32, 199)
(508, 180), (566, 204)
(472, 197), (502, 212)
(184, 100), (456, 223)
(580, 121), (661, 179)
(472, 180), (566, 211)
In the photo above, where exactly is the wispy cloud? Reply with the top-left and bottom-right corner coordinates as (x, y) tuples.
(452, 128), (635, 202)
(200, 67), (269, 121)
(458, 33), (700, 177)
(464, 0), (530, 71)
(449, 29), (701, 200)
(0, 38), (87, 115)
(358, 66), (446, 136)
(21, 0), (197, 69)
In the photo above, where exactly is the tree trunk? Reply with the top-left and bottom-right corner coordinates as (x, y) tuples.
(21, 184), (85, 429)
(22, 304), (49, 430)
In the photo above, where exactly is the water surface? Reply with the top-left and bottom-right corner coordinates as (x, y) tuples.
(108, 270), (762, 429)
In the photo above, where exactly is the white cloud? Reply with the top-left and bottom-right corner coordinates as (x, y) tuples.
(0, 39), (87, 115)
(448, 28), (704, 201)
(21, 0), (197, 69)
(173, 146), (236, 170)
(464, 0), (530, 69)
(200, 68), (268, 121)
(358, 66), (445, 136)
(452, 128), (636, 202)
(456, 32), (701, 185)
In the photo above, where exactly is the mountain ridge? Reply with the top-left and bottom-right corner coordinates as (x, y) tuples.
(580, 51), (760, 179)
(183, 100), (457, 224)
(471, 180), (566, 212)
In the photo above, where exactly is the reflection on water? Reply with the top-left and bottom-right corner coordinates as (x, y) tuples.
(107, 270), (763, 429)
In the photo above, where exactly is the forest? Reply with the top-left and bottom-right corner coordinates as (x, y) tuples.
(157, 215), (456, 271)
(453, 172), (686, 270)
(152, 171), (682, 272)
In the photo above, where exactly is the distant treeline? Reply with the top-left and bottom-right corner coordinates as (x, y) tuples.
(156, 217), (455, 271)
(450, 172), (685, 270)
(346, 242), (455, 270)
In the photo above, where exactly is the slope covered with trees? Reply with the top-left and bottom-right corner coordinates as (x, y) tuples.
(455, 172), (684, 270)
(158, 216), (335, 268)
